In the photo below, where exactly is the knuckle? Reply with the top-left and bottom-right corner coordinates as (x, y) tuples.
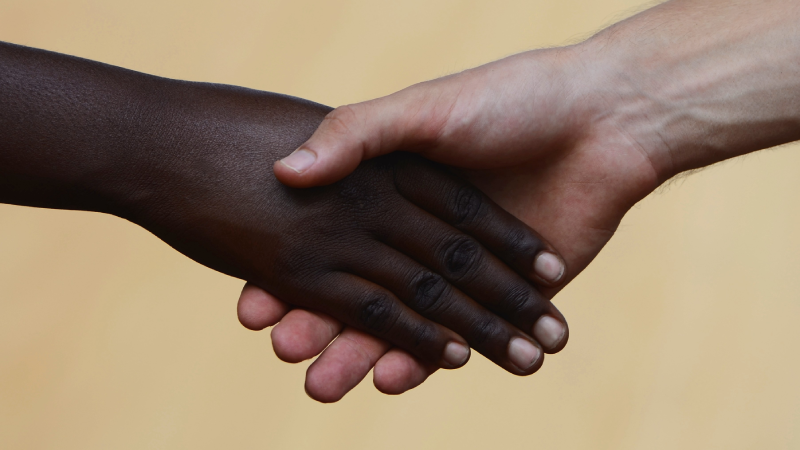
(409, 321), (439, 350)
(449, 185), (485, 225)
(502, 227), (542, 257)
(501, 286), (534, 315)
(469, 316), (507, 348)
(441, 236), (482, 278)
(357, 293), (398, 334)
(409, 271), (449, 313)
(323, 105), (359, 135)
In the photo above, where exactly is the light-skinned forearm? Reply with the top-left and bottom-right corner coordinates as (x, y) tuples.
(582, 0), (800, 182)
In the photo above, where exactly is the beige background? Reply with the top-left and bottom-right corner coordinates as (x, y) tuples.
(1, 0), (799, 448)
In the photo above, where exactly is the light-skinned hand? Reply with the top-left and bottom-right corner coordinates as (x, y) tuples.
(242, 0), (800, 402)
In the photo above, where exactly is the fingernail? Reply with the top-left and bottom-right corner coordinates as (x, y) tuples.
(279, 148), (316, 173)
(533, 315), (566, 349)
(534, 251), (564, 284)
(508, 337), (541, 370)
(443, 341), (470, 367)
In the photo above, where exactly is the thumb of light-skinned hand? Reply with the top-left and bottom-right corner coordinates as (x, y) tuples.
(273, 88), (447, 188)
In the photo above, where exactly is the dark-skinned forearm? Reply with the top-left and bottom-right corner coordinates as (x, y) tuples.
(0, 41), (324, 218)
(0, 41), (183, 214)
(0, 40), (328, 280)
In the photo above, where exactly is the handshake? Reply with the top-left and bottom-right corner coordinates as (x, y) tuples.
(2, 0), (798, 403)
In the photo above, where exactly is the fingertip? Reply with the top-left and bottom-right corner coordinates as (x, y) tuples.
(278, 148), (316, 173)
(270, 310), (342, 363)
(507, 337), (543, 373)
(547, 323), (569, 353)
(272, 145), (325, 188)
(273, 149), (362, 189)
(541, 305), (569, 353)
(305, 365), (348, 403)
(274, 101), (399, 188)
(532, 251), (566, 287)
(237, 283), (289, 330)
(273, 157), (314, 188)
(304, 329), (388, 403)
(442, 341), (470, 369)
(373, 349), (436, 395)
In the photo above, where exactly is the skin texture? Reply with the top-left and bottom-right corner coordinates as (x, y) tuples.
(240, 0), (800, 401)
(0, 41), (571, 396)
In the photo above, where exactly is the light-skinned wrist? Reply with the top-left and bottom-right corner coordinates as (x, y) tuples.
(576, 0), (800, 183)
